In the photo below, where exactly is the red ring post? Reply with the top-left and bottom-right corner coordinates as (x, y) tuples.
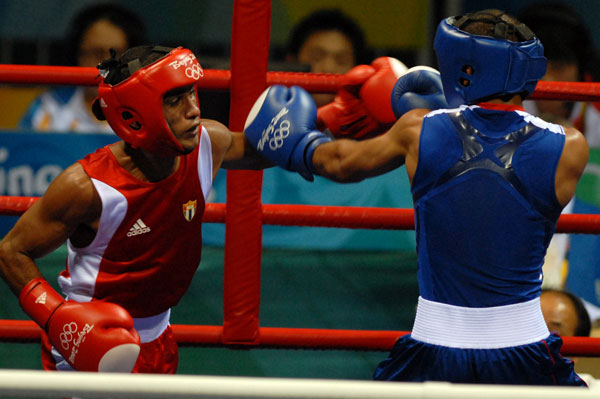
(222, 0), (271, 345)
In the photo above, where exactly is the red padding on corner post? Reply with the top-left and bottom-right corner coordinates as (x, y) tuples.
(223, 171), (263, 345)
(222, 0), (271, 345)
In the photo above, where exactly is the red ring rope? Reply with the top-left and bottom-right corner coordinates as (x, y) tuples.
(0, 320), (598, 356)
(0, 65), (344, 93)
(1, 65), (600, 100)
(1, 197), (599, 234)
(0, 196), (38, 216)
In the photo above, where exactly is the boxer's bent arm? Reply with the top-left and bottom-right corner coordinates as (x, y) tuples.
(202, 118), (272, 175)
(312, 109), (425, 183)
(0, 163), (100, 295)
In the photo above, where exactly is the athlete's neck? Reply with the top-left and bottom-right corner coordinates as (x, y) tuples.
(485, 94), (523, 106)
(113, 142), (180, 182)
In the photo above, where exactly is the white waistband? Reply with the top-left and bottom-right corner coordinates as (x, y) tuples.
(411, 296), (549, 349)
(133, 308), (171, 343)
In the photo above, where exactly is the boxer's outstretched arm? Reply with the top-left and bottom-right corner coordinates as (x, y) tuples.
(311, 109), (427, 183)
(201, 118), (272, 176)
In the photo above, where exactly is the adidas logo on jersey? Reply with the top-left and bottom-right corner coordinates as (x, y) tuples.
(127, 218), (151, 237)
(35, 292), (47, 304)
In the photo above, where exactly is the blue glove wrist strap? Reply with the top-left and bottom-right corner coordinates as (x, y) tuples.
(292, 131), (332, 181)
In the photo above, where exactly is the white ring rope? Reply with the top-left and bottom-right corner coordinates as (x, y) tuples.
(0, 370), (597, 399)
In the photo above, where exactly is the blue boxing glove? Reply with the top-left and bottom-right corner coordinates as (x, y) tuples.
(391, 66), (448, 118)
(244, 85), (332, 181)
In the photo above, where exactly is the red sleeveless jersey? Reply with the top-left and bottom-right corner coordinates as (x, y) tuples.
(58, 129), (212, 317)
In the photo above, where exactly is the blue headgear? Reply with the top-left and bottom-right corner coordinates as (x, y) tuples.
(433, 11), (547, 108)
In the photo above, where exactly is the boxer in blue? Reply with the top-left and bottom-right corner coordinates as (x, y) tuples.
(243, 9), (589, 385)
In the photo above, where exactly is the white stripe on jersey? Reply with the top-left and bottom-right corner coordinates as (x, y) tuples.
(515, 110), (565, 135)
(424, 105), (565, 136)
(198, 126), (214, 202)
(59, 179), (128, 302)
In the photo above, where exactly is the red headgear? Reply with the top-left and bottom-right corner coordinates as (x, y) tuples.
(95, 46), (204, 155)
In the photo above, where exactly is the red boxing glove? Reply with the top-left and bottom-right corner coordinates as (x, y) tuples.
(360, 57), (408, 123)
(317, 57), (407, 140)
(19, 278), (140, 372)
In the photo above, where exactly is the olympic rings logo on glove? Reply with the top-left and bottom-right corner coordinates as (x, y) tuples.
(185, 64), (204, 80)
(268, 120), (291, 150)
(59, 322), (78, 350)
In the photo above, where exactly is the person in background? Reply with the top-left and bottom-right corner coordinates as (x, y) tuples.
(19, 2), (147, 134)
(520, 2), (600, 328)
(519, 3), (595, 124)
(197, 8), (368, 126)
(518, 3), (590, 286)
(541, 288), (592, 337)
(286, 9), (408, 140)
(540, 288), (599, 385)
(285, 8), (369, 108)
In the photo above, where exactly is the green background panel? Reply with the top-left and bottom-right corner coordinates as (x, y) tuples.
(0, 245), (419, 379)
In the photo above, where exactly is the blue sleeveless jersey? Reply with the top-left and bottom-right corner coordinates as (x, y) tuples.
(411, 105), (565, 307)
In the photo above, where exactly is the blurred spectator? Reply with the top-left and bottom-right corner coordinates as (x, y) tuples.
(518, 3), (598, 293)
(19, 2), (147, 134)
(540, 289), (600, 382)
(540, 288), (591, 337)
(285, 8), (369, 107)
(519, 3), (595, 122)
(520, 3), (600, 328)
